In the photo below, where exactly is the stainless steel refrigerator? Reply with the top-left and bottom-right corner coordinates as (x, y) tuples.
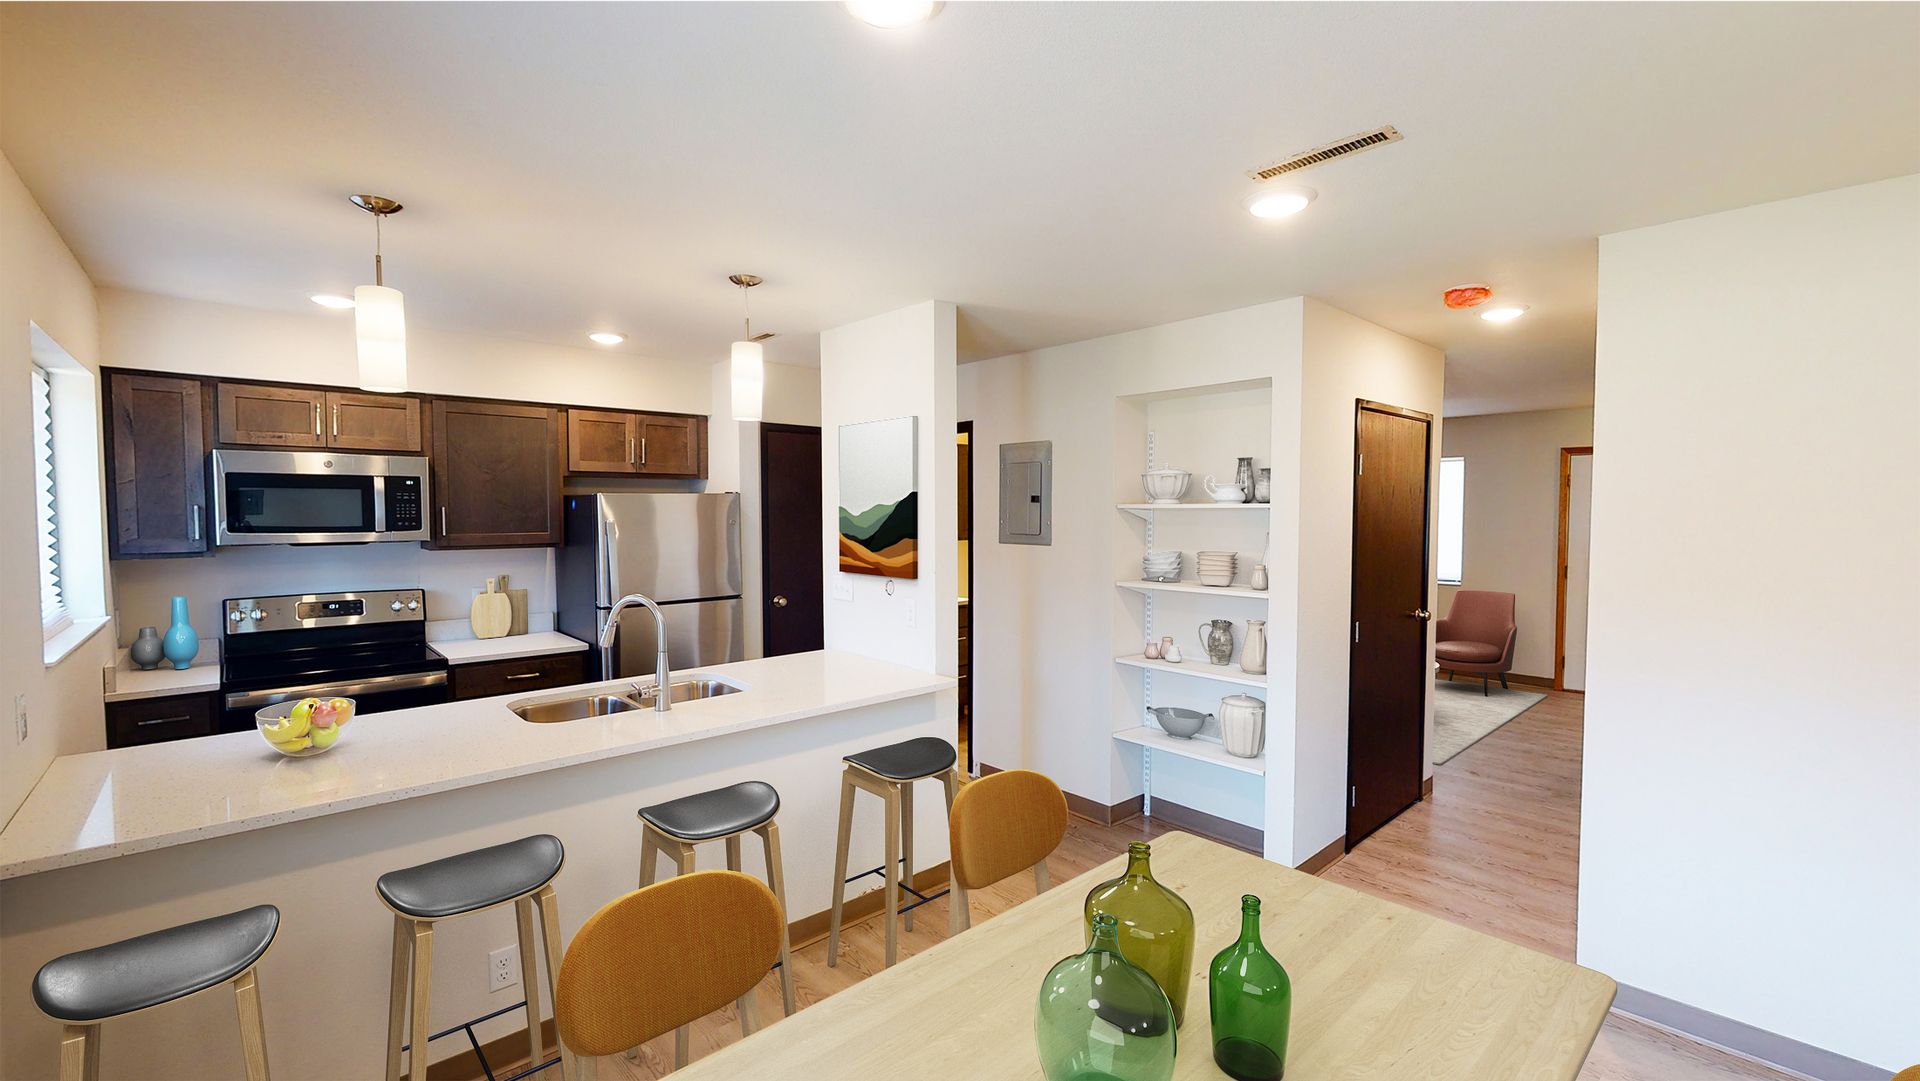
(557, 493), (745, 680)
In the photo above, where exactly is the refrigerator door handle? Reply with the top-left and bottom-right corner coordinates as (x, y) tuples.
(598, 512), (621, 608)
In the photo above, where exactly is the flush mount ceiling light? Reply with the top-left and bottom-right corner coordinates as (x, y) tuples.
(728, 274), (773, 423)
(1242, 186), (1316, 220)
(349, 194), (407, 393)
(843, 0), (941, 28)
(310, 293), (355, 310)
(1479, 303), (1530, 323)
(588, 332), (626, 346)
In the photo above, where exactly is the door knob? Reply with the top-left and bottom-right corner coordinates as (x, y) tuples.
(1411, 608), (1431, 621)
(773, 595), (789, 608)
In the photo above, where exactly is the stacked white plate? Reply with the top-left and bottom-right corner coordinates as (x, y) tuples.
(1142, 550), (1182, 582)
(1196, 550), (1238, 587)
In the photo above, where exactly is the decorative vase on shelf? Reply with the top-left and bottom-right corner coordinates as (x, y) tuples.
(129, 626), (164, 670)
(1084, 841), (1196, 1027)
(1143, 639), (1162, 661)
(1209, 894), (1292, 1081)
(1235, 457), (1255, 498)
(1250, 564), (1269, 592)
(1036, 912), (1177, 1081)
(1241, 620), (1268, 676)
(1254, 468), (1272, 504)
(161, 596), (198, 671)
(1197, 619), (1235, 666)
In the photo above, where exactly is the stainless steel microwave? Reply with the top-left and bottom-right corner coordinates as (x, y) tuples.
(210, 449), (430, 545)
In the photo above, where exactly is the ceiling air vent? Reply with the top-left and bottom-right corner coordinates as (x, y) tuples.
(1246, 125), (1402, 182)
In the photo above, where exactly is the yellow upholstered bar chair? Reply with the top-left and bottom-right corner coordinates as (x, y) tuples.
(947, 769), (1070, 934)
(555, 871), (783, 1078)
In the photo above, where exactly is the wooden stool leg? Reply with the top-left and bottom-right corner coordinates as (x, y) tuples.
(881, 781), (902, 967)
(535, 885), (577, 1081)
(385, 915), (410, 1081)
(83, 1024), (100, 1081)
(760, 822), (796, 1015)
(638, 826), (661, 888)
(408, 922), (433, 1081)
(673, 841), (698, 1059)
(58, 1024), (93, 1081)
(234, 968), (270, 1081)
(899, 780), (916, 932)
(826, 771), (856, 967)
(725, 833), (743, 872)
(515, 897), (544, 1073)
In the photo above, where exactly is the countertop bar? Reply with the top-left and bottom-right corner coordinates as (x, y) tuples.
(428, 630), (588, 665)
(0, 650), (951, 880)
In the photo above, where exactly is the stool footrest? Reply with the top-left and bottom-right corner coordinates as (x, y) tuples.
(402, 999), (559, 1081)
(845, 863), (952, 915)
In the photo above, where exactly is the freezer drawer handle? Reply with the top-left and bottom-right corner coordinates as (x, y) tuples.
(224, 670), (448, 710)
(136, 715), (194, 727)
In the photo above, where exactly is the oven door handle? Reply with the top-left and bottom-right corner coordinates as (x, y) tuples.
(224, 670), (448, 711)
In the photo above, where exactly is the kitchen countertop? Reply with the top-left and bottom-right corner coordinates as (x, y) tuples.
(428, 631), (588, 665)
(102, 646), (222, 703)
(0, 651), (952, 880)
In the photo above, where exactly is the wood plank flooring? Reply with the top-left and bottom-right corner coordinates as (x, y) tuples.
(489, 684), (1799, 1081)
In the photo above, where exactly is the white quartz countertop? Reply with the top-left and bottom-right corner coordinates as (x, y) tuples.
(102, 646), (222, 703)
(429, 631), (588, 665)
(0, 651), (952, 880)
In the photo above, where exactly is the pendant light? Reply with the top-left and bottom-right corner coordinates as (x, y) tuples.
(728, 274), (769, 423)
(351, 194), (407, 393)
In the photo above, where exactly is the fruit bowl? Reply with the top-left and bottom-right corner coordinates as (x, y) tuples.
(257, 697), (355, 757)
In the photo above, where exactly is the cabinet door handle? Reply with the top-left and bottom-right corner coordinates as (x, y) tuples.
(313, 403), (322, 436)
(331, 404), (340, 437)
(190, 504), (202, 542)
(440, 506), (448, 536)
(628, 435), (636, 465)
(640, 437), (647, 465)
(503, 672), (542, 682)
(137, 715), (192, 727)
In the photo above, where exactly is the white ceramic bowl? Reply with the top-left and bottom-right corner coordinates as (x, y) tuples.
(256, 697), (355, 757)
(1141, 470), (1192, 503)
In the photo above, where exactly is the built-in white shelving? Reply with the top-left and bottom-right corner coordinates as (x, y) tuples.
(1114, 653), (1267, 688)
(1118, 502), (1270, 520)
(1113, 726), (1266, 776)
(1116, 579), (1269, 601)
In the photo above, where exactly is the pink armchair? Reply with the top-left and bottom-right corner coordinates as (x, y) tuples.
(1435, 590), (1517, 695)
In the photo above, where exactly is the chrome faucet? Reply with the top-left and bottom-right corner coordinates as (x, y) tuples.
(601, 592), (671, 712)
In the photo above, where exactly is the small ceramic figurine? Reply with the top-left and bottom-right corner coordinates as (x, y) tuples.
(1164, 643), (1185, 663)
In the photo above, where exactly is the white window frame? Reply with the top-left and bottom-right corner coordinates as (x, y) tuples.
(1436, 456), (1465, 587)
(32, 363), (72, 641)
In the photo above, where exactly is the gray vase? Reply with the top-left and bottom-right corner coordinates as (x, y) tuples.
(129, 626), (164, 670)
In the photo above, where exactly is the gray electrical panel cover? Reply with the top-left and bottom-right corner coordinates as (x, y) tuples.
(998, 440), (1052, 545)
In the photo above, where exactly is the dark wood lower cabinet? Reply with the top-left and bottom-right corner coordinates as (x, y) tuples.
(449, 653), (587, 700)
(106, 692), (217, 748)
(430, 399), (564, 548)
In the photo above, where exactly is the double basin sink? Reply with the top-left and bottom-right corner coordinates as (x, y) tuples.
(510, 678), (741, 723)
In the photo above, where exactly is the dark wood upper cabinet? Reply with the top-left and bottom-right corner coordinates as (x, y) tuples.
(326, 391), (422, 453)
(217, 382), (327, 448)
(430, 399), (563, 548)
(106, 373), (208, 557)
(566, 409), (639, 473)
(634, 413), (704, 476)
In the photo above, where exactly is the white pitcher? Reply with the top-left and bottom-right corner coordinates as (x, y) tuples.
(1202, 474), (1247, 503)
(1240, 619), (1267, 676)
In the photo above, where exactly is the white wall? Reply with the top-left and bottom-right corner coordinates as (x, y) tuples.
(1, 154), (112, 824)
(710, 359), (824, 657)
(1437, 407), (1595, 679)
(1579, 174), (1919, 1069)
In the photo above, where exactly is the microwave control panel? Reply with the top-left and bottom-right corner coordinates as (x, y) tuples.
(386, 476), (423, 531)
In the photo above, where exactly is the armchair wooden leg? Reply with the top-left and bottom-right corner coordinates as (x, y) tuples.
(234, 968), (270, 1081)
(760, 823), (796, 1016)
(948, 881), (970, 935)
(1034, 860), (1051, 894)
(738, 986), (759, 1037)
(385, 915), (409, 1081)
(827, 772), (855, 967)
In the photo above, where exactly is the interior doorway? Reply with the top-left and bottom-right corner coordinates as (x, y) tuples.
(1346, 400), (1434, 846)
(759, 423), (824, 657)
(1555, 447), (1594, 691)
(957, 422), (974, 772)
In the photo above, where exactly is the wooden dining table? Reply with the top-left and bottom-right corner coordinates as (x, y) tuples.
(673, 830), (1616, 1079)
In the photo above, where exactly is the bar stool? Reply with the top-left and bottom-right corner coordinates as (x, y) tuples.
(947, 769), (1070, 933)
(33, 904), (279, 1081)
(634, 781), (794, 1067)
(827, 735), (963, 968)
(378, 835), (567, 1081)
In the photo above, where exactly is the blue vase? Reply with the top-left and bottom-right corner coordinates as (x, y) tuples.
(162, 596), (198, 670)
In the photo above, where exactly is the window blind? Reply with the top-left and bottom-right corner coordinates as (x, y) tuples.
(33, 366), (70, 638)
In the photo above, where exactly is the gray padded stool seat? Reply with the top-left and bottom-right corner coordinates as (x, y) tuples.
(377, 834), (563, 919)
(34, 905), (279, 1023)
(639, 781), (780, 841)
(844, 736), (957, 780)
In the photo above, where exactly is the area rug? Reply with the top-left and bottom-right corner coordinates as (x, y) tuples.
(1432, 679), (1546, 765)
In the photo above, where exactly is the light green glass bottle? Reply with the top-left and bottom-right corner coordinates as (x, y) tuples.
(1208, 894), (1292, 1081)
(1035, 912), (1177, 1081)
(1083, 841), (1196, 1026)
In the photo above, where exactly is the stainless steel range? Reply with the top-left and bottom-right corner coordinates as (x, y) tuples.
(218, 588), (450, 733)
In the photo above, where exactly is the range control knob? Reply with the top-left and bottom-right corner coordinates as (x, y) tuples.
(228, 609), (245, 623)
(405, 600), (420, 612)
(249, 608), (266, 621)
(391, 600), (404, 612)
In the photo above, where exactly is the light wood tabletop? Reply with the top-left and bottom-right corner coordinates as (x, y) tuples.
(669, 830), (1616, 1079)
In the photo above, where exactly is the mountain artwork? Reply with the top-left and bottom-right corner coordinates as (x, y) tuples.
(838, 415), (919, 578)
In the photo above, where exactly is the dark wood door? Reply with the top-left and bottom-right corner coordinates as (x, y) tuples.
(107, 372), (208, 556)
(566, 409), (639, 473)
(634, 413), (703, 476)
(1347, 400), (1433, 845)
(430, 399), (563, 548)
(760, 423), (824, 656)
(326, 391), (421, 453)
(216, 382), (327, 448)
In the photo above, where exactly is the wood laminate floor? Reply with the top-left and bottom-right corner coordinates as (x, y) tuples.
(497, 684), (1798, 1081)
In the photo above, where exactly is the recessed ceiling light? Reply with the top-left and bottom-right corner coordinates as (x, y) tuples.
(588, 332), (626, 346)
(1243, 186), (1316, 220)
(1479, 304), (1530, 323)
(310, 294), (355, 309)
(843, 0), (941, 28)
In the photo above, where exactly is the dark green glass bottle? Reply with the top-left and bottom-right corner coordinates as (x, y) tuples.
(1035, 912), (1177, 1081)
(1208, 894), (1292, 1081)
(1083, 841), (1196, 1026)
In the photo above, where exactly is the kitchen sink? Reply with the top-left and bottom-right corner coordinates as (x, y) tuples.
(631, 678), (743, 707)
(510, 679), (742, 723)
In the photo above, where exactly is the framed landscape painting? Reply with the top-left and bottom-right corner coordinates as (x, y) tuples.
(838, 415), (919, 578)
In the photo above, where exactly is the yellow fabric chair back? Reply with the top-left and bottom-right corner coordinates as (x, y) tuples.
(555, 870), (782, 1057)
(949, 769), (1069, 890)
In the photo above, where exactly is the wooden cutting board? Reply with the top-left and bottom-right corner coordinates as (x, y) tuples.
(500, 573), (529, 636)
(470, 577), (512, 640)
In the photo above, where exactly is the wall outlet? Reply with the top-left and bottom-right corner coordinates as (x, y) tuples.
(14, 694), (26, 743)
(489, 944), (519, 992)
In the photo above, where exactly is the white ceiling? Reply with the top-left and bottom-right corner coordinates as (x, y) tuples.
(3, 3), (1916, 415)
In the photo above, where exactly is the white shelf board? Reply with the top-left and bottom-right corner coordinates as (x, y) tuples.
(1116, 579), (1270, 601)
(1119, 502), (1270, 519)
(1113, 726), (1266, 776)
(1115, 654), (1267, 688)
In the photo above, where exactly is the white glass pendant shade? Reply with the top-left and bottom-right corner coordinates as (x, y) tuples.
(354, 284), (407, 392)
(730, 340), (764, 422)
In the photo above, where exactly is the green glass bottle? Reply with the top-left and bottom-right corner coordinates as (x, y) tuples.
(1083, 841), (1196, 1026)
(1208, 894), (1292, 1081)
(1035, 912), (1177, 1081)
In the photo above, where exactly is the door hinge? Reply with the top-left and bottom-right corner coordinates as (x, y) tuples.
(1357, 453), (1364, 476)
(1353, 621), (1360, 643)
(1351, 785), (1358, 808)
